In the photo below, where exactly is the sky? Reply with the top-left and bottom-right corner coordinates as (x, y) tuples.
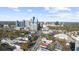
(0, 7), (79, 22)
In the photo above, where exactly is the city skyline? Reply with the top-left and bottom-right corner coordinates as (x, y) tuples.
(0, 7), (79, 22)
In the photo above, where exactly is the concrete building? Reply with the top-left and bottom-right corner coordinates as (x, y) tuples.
(15, 20), (26, 30)
(15, 17), (40, 31)
(72, 36), (79, 51)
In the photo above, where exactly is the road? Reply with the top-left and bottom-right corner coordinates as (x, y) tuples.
(30, 30), (75, 51)
(29, 30), (42, 51)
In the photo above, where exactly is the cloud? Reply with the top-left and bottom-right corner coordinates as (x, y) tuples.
(44, 7), (51, 11)
(44, 7), (71, 13)
(1, 7), (79, 22)
(55, 7), (71, 11)
(8, 7), (20, 12)
(13, 8), (20, 12)
(48, 11), (79, 22)
(0, 15), (14, 21)
(27, 9), (32, 12)
(43, 7), (75, 22)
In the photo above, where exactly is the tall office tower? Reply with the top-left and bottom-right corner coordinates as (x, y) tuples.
(37, 19), (38, 24)
(32, 16), (35, 23)
(16, 20), (20, 27)
(16, 20), (26, 28)
(23, 20), (25, 27)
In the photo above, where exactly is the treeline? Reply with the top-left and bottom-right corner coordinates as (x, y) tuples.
(48, 24), (79, 32)
(0, 29), (30, 39)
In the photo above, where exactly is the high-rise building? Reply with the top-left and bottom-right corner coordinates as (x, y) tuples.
(32, 16), (35, 24)
(16, 20), (26, 30)
(0, 18), (42, 31)
(15, 17), (41, 31)
(30, 17), (38, 31)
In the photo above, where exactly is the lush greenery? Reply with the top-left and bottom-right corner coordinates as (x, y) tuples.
(41, 33), (55, 40)
(48, 23), (79, 32)
(0, 29), (30, 39)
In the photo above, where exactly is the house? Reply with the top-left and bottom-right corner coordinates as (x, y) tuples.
(13, 45), (23, 51)
(3, 24), (9, 29)
(41, 37), (52, 48)
(13, 37), (29, 43)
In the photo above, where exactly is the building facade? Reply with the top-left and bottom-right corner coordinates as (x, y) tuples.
(15, 17), (39, 31)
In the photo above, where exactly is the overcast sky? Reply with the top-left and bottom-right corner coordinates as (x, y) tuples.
(0, 7), (79, 22)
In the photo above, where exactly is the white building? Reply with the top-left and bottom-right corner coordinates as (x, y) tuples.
(30, 22), (38, 31)
(54, 34), (74, 42)
(13, 45), (23, 51)
(72, 36), (79, 51)
(41, 37), (52, 44)
(42, 25), (49, 34)
(15, 17), (39, 31)
(3, 24), (9, 29)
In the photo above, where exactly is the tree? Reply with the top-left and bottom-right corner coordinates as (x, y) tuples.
(20, 43), (29, 51)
